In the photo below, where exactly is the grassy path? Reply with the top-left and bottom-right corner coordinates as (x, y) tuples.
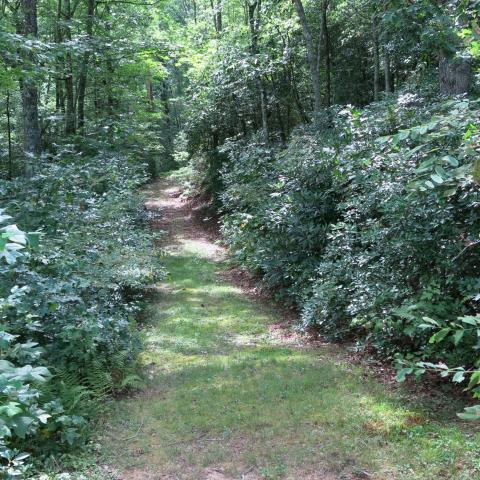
(98, 177), (479, 480)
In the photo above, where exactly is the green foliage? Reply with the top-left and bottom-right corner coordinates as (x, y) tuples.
(218, 86), (480, 409)
(0, 148), (164, 475)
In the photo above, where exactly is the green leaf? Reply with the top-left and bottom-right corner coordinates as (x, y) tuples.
(468, 370), (480, 389)
(429, 328), (451, 344)
(26, 232), (41, 249)
(460, 316), (480, 326)
(457, 405), (480, 420)
(398, 130), (410, 140)
(0, 403), (23, 418)
(443, 155), (459, 167)
(453, 329), (464, 346)
(12, 416), (34, 439)
(422, 316), (439, 326)
(431, 174), (444, 184)
(396, 367), (413, 382)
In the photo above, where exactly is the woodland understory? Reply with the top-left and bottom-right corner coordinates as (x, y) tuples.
(1, 0), (480, 478)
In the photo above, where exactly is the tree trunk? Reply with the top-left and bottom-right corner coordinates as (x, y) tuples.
(322, 0), (332, 107)
(216, 0), (222, 32)
(161, 81), (173, 153)
(19, 0), (41, 169)
(372, 16), (380, 101)
(145, 72), (154, 110)
(275, 103), (287, 146)
(384, 50), (392, 93)
(77, 0), (95, 131)
(64, 0), (76, 134)
(292, 0), (321, 114)
(287, 64), (308, 124)
(210, 0), (222, 33)
(6, 91), (13, 179)
(248, 0), (269, 144)
(55, 0), (64, 123)
(439, 50), (470, 95)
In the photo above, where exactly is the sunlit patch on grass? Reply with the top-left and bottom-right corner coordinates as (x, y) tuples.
(99, 179), (480, 480)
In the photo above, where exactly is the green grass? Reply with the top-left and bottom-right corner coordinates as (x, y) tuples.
(91, 180), (480, 480)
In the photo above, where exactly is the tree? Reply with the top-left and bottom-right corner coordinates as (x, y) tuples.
(77, 0), (96, 131)
(18, 0), (41, 165)
(291, 0), (322, 114)
(248, 0), (269, 143)
(63, 0), (76, 134)
(439, 51), (470, 94)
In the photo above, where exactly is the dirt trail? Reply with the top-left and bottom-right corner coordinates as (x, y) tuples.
(98, 177), (476, 480)
(144, 180), (224, 260)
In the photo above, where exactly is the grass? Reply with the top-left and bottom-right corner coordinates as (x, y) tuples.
(88, 179), (480, 480)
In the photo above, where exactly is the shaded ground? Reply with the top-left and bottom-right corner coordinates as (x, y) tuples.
(96, 176), (480, 480)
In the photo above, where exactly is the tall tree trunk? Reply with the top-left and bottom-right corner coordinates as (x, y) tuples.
(384, 50), (392, 93)
(275, 102), (287, 146)
(210, 0), (222, 33)
(287, 64), (308, 124)
(439, 50), (470, 95)
(145, 71), (154, 110)
(55, 0), (65, 123)
(216, 0), (222, 32)
(248, 0), (269, 144)
(322, 0), (332, 107)
(64, 0), (76, 134)
(6, 91), (13, 179)
(161, 81), (173, 154)
(77, 0), (95, 131)
(18, 0), (41, 171)
(372, 15), (380, 101)
(292, 0), (321, 114)
(106, 59), (115, 115)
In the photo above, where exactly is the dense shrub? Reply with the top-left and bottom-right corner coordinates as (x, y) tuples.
(218, 90), (480, 403)
(0, 152), (164, 476)
(220, 130), (338, 302)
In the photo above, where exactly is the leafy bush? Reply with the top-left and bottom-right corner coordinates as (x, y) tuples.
(220, 130), (338, 302)
(218, 89), (480, 404)
(0, 151), (164, 475)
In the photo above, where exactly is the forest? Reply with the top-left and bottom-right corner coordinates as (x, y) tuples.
(1, 0), (480, 478)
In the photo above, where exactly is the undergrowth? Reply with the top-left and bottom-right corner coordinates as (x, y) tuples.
(183, 86), (480, 411)
(0, 149), (164, 476)
(97, 181), (480, 480)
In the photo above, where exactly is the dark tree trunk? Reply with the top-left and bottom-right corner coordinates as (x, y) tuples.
(292, 0), (322, 114)
(18, 0), (41, 167)
(216, 0), (222, 31)
(6, 91), (13, 179)
(288, 65), (308, 124)
(275, 103), (287, 146)
(248, 0), (269, 144)
(64, 0), (76, 134)
(145, 73), (154, 110)
(322, 0), (332, 107)
(77, 0), (95, 131)
(372, 16), (380, 101)
(210, 0), (222, 33)
(383, 50), (392, 93)
(55, 0), (64, 123)
(106, 58), (115, 115)
(439, 50), (470, 95)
